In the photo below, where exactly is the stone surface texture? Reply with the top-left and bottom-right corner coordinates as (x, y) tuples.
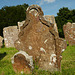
(12, 5), (67, 73)
(3, 26), (19, 48)
(44, 15), (58, 33)
(18, 21), (25, 32)
(11, 51), (33, 74)
(63, 22), (75, 46)
(0, 36), (3, 48)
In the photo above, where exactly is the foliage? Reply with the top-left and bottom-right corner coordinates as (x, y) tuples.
(0, 3), (29, 36)
(0, 45), (75, 75)
(55, 7), (75, 37)
(0, 5), (75, 38)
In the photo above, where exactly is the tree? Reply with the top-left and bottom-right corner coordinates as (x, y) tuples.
(55, 7), (75, 38)
(0, 3), (29, 36)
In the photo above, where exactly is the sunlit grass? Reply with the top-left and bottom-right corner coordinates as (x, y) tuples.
(0, 46), (75, 75)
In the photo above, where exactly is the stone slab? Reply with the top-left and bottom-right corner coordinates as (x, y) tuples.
(63, 22), (75, 46)
(3, 26), (19, 48)
(18, 21), (25, 32)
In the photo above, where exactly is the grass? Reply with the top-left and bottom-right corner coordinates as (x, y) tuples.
(0, 47), (18, 75)
(61, 46), (75, 75)
(0, 46), (75, 75)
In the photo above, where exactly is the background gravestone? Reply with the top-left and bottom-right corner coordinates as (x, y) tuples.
(18, 21), (25, 32)
(0, 36), (3, 48)
(12, 5), (67, 74)
(63, 22), (75, 46)
(3, 26), (19, 48)
(44, 15), (58, 33)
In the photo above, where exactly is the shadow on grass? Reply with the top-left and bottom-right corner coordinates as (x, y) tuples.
(0, 52), (7, 60)
(67, 44), (69, 46)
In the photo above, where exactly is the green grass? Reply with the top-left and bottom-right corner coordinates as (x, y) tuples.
(0, 47), (18, 75)
(61, 46), (75, 75)
(0, 46), (75, 75)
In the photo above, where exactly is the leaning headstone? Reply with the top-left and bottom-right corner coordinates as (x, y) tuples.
(0, 36), (3, 48)
(3, 26), (19, 48)
(18, 21), (25, 32)
(12, 5), (67, 74)
(63, 22), (75, 46)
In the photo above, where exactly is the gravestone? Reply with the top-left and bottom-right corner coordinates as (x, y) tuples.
(18, 21), (25, 32)
(63, 22), (75, 46)
(3, 26), (19, 48)
(12, 5), (67, 74)
(0, 36), (3, 48)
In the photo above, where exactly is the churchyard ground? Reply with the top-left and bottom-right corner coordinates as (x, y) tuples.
(0, 45), (75, 75)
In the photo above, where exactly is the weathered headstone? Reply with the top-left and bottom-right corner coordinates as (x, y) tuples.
(0, 36), (3, 48)
(63, 22), (75, 46)
(18, 21), (25, 32)
(12, 5), (67, 74)
(3, 26), (19, 48)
